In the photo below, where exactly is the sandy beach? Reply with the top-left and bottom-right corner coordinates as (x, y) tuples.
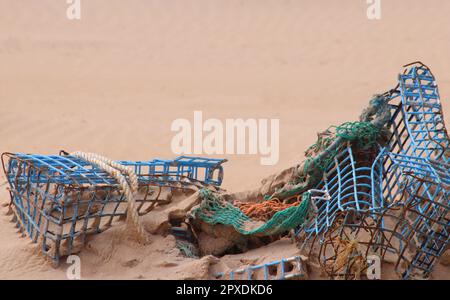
(0, 0), (449, 279)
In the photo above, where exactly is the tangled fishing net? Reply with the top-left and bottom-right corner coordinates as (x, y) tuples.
(192, 189), (312, 236)
(234, 196), (302, 221)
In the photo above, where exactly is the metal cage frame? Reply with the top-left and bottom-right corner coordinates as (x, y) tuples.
(1, 152), (226, 265)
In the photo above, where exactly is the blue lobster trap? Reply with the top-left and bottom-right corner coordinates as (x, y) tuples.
(379, 152), (449, 278)
(376, 63), (449, 278)
(298, 63), (450, 279)
(1, 152), (226, 265)
(214, 256), (306, 280)
(301, 144), (385, 239)
(118, 156), (226, 187)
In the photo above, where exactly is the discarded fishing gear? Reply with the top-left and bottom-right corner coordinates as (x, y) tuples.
(214, 256), (307, 280)
(310, 195), (448, 280)
(193, 189), (313, 236)
(1, 152), (226, 265)
(192, 120), (386, 238)
(1, 62), (447, 279)
(234, 196), (303, 222)
(191, 62), (449, 279)
(171, 225), (200, 258)
(297, 62), (450, 279)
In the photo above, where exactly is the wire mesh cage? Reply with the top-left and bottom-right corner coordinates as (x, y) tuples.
(300, 144), (385, 240)
(1, 152), (226, 265)
(394, 63), (449, 162)
(214, 256), (307, 280)
(309, 188), (449, 280)
(377, 151), (449, 278)
(294, 63), (450, 279)
(378, 63), (449, 278)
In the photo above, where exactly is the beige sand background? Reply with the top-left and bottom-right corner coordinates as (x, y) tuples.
(0, 0), (449, 279)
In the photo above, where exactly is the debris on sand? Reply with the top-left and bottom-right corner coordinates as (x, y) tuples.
(2, 62), (449, 280)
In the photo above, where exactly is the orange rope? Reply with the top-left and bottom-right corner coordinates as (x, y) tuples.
(234, 195), (302, 221)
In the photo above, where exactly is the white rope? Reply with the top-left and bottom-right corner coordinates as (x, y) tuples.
(71, 151), (149, 244)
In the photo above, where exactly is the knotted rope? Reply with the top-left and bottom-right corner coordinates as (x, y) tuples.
(71, 151), (149, 244)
